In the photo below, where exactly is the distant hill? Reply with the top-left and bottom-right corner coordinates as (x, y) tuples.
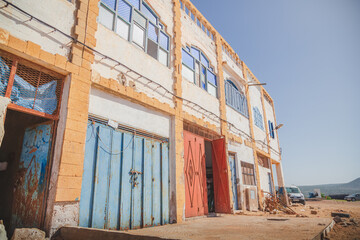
(298, 177), (360, 197)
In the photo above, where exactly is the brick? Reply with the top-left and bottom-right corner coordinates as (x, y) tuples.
(65, 118), (88, 132)
(66, 106), (88, 121)
(85, 35), (96, 47)
(67, 97), (89, 113)
(59, 163), (83, 177)
(82, 48), (94, 62)
(81, 59), (92, 70)
(79, 67), (91, 79)
(8, 35), (27, 53)
(88, 19), (98, 31)
(0, 28), (10, 45)
(64, 127), (87, 143)
(62, 139), (85, 155)
(71, 54), (83, 66)
(70, 77), (91, 93)
(57, 176), (82, 189)
(74, 25), (86, 37)
(66, 62), (80, 74)
(55, 54), (67, 69)
(77, 9), (87, 21)
(76, 18), (86, 29)
(25, 41), (41, 58)
(86, 26), (97, 37)
(87, 10), (97, 23)
(55, 188), (81, 202)
(61, 150), (85, 165)
(79, 1), (88, 12)
(71, 42), (84, 57)
(39, 50), (55, 65)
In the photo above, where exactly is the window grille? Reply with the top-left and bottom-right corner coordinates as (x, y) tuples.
(98, 0), (170, 67)
(225, 80), (248, 118)
(241, 161), (256, 186)
(253, 106), (264, 130)
(181, 47), (217, 98)
(0, 52), (63, 119)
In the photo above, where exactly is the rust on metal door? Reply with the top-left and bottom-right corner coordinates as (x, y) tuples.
(11, 121), (54, 229)
(184, 131), (208, 217)
(212, 138), (231, 213)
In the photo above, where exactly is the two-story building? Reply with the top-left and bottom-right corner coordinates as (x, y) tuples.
(0, 0), (287, 237)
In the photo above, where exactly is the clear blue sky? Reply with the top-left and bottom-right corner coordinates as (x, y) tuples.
(190, 0), (360, 185)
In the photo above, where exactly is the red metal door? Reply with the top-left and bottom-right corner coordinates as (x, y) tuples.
(184, 131), (208, 217)
(212, 138), (231, 213)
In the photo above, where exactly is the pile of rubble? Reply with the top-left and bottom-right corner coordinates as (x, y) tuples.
(264, 194), (296, 215)
(332, 212), (358, 228)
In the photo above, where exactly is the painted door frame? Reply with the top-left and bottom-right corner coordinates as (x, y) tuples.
(10, 119), (57, 231)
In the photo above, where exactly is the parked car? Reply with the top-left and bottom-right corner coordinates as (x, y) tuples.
(286, 186), (306, 205)
(344, 193), (360, 201)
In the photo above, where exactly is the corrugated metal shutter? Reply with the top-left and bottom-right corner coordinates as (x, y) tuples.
(79, 121), (170, 230)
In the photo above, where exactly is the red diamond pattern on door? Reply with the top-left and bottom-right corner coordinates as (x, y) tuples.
(184, 131), (208, 218)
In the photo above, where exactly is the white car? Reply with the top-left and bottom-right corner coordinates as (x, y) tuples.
(286, 186), (306, 205)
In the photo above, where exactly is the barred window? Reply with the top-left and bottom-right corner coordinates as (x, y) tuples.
(98, 0), (170, 67)
(225, 80), (248, 118)
(253, 106), (264, 130)
(181, 46), (217, 98)
(241, 161), (255, 186)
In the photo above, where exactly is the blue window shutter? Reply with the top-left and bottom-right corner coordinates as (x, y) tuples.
(159, 32), (169, 50)
(117, 0), (132, 22)
(182, 49), (194, 69)
(268, 120), (272, 137)
(271, 122), (275, 138)
(128, 0), (140, 9)
(102, 0), (116, 10)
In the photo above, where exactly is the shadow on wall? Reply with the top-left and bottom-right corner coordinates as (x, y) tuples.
(51, 226), (179, 240)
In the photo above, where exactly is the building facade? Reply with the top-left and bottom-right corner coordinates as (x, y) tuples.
(0, 0), (287, 236)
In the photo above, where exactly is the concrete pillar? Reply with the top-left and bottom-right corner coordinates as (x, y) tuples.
(275, 162), (289, 205)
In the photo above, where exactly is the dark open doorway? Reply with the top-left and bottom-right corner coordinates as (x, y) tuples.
(205, 140), (215, 213)
(0, 109), (53, 236)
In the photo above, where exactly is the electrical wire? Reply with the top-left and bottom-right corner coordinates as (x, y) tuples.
(0, 0), (281, 156)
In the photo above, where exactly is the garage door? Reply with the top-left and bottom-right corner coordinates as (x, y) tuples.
(79, 120), (169, 230)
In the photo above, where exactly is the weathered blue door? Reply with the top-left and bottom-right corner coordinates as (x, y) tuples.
(79, 121), (169, 230)
(228, 154), (238, 210)
(11, 122), (53, 229)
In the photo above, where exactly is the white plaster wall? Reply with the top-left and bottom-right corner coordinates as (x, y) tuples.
(181, 11), (217, 70)
(182, 79), (220, 128)
(249, 85), (267, 152)
(264, 99), (281, 162)
(89, 87), (171, 138)
(0, 0), (75, 56)
(222, 51), (243, 78)
(180, 10), (220, 127)
(258, 166), (271, 193)
(50, 202), (79, 237)
(93, 0), (175, 107)
(223, 68), (250, 137)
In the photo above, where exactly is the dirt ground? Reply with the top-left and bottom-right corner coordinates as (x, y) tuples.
(245, 199), (360, 240)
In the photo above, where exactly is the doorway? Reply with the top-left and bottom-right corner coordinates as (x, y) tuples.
(0, 109), (54, 234)
(184, 130), (231, 218)
(205, 140), (215, 213)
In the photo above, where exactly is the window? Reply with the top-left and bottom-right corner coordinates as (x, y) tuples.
(253, 106), (264, 130)
(225, 80), (248, 117)
(181, 46), (217, 97)
(257, 155), (270, 168)
(268, 120), (275, 139)
(98, 0), (170, 67)
(241, 162), (255, 186)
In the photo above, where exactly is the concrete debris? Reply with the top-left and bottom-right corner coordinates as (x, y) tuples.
(0, 220), (7, 240)
(333, 216), (343, 223)
(309, 206), (314, 210)
(331, 212), (350, 218)
(11, 228), (45, 240)
(264, 195), (296, 215)
(311, 210), (317, 215)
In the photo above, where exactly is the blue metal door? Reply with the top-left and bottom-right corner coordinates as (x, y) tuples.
(11, 122), (53, 229)
(228, 154), (238, 210)
(79, 121), (169, 230)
